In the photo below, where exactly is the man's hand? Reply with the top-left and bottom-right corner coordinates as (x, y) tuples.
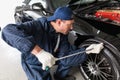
(35, 50), (56, 70)
(86, 43), (104, 54)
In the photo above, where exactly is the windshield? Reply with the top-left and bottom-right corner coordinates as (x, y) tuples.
(22, 0), (110, 10)
(50, 0), (96, 10)
(49, 0), (110, 10)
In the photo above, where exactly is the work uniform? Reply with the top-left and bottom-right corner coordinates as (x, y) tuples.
(2, 17), (87, 80)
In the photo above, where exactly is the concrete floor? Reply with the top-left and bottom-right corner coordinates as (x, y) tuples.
(0, 32), (28, 80)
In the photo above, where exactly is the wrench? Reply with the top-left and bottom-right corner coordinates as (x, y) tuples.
(45, 48), (93, 71)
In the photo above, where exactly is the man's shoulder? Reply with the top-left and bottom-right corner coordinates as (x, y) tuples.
(37, 17), (51, 31)
(37, 17), (48, 23)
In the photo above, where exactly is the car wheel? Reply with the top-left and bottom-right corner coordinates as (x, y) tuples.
(78, 37), (120, 80)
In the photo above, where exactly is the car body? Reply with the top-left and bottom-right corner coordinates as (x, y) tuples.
(14, 0), (120, 80)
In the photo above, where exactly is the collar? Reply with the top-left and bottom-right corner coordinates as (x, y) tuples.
(48, 22), (60, 36)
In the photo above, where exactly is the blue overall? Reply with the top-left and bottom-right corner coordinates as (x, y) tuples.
(2, 17), (87, 80)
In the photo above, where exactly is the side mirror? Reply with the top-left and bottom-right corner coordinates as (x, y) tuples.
(32, 3), (53, 16)
(32, 3), (44, 11)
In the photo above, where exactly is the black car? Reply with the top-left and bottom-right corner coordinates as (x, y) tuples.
(14, 0), (120, 80)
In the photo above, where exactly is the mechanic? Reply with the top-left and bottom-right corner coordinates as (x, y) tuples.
(1, 6), (104, 80)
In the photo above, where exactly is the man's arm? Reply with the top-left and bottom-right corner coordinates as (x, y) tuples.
(2, 23), (56, 70)
(31, 45), (56, 70)
(1, 21), (40, 53)
(31, 45), (42, 55)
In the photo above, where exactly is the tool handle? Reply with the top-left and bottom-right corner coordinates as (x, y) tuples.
(45, 58), (58, 71)
(45, 66), (50, 71)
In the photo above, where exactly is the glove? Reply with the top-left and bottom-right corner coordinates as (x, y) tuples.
(35, 50), (56, 70)
(86, 43), (104, 54)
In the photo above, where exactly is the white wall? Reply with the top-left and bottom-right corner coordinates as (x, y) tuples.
(0, 0), (27, 80)
(0, 0), (23, 28)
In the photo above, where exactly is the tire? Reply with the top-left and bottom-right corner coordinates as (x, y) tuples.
(78, 37), (120, 80)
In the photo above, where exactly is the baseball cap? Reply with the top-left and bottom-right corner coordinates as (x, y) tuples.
(47, 6), (73, 21)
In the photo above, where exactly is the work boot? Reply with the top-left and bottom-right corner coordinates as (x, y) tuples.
(54, 74), (76, 80)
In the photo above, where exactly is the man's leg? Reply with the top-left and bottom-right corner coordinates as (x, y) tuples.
(21, 53), (52, 80)
(55, 48), (87, 80)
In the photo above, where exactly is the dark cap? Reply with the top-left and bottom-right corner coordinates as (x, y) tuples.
(47, 6), (73, 21)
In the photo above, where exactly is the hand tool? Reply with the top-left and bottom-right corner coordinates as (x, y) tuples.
(45, 48), (93, 71)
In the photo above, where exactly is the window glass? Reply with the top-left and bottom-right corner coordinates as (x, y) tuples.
(50, 0), (97, 10)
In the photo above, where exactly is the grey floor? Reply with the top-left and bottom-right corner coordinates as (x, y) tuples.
(0, 32), (27, 80)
